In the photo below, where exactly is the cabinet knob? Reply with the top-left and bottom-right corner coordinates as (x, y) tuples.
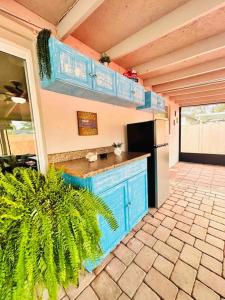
(131, 90), (135, 94)
(89, 73), (97, 78)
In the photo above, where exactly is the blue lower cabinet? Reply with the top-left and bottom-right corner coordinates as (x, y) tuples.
(63, 158), (148, 272)
(128, 171), (148, 229)
(99, 182), (128, 253)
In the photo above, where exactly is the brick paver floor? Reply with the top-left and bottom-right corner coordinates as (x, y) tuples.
(59, 162), (225, 300)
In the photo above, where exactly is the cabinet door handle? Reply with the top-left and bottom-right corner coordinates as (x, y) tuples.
(89, 73), (97, 78)
(131, 90), (135, 94)
(128, 201), (131, 206)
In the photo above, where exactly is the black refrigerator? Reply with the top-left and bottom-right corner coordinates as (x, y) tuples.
(127, 119), (169, 208)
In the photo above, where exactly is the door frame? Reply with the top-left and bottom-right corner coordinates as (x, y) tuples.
(179, 104), (225, 166)
(0, 37), (48, 172)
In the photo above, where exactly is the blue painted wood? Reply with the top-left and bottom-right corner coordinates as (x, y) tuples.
(128, 171), (148, 229)
(131, 81), (145, 105)
(63, 158), (148, 272)
(157, 94), (166, 111)
(116, 73), (132, 101)
(92, 61), (116, 96)
(99, 182), (128, 252)
(41, 37), (145, 108)
(91, 159), (147, 194)
(137, 91), (165, 112)
(42, 38), (93, 90)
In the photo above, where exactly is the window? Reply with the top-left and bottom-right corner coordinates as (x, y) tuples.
(0, 51), (38, 172)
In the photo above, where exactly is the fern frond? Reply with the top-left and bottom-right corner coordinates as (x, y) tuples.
(0, 166), (118, 300)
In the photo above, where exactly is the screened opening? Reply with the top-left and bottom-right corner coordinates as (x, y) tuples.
(181, 103), (225, 155)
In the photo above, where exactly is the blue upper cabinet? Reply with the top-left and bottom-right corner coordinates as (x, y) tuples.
(137, 91), (165, 112)
(42, 38), (93, 90)
(116, 73), (132, 101)
(157, 95), (166, 111)
(41, 37), (146, 108)
(92, 61), (116, 96)
(131, 81), (145, 106)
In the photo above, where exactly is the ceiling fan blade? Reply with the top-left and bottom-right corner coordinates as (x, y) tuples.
(3, 85), (20, 95)
(10, 80), (22, 87)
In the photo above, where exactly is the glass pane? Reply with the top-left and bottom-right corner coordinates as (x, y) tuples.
(181, 103), (225, 155)
(0, 51), (38, 172)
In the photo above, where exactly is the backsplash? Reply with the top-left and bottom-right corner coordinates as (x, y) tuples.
(48, 146), (114, 163)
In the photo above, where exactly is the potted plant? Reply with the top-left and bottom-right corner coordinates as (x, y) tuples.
(112, 142), (123, 156)
(0, 166), (117, 300)
(99, 53), (111, 67)
(37, 29), (52, 80)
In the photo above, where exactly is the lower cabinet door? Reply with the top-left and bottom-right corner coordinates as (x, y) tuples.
(127, 171), (148, 229)
(99, 182), (128, 254)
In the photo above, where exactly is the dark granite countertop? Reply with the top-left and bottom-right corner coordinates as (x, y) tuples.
(54, 152), (150, 178)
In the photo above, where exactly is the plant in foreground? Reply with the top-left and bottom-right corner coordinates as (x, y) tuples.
(0, 167), (117, 300)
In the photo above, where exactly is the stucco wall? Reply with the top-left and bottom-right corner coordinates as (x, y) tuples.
(40, 89), (153, 154)
(0, 8), (179, 167)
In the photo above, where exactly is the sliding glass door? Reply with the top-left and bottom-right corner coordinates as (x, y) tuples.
(179, 103), (225, 165)
(0, 50), (38, 172)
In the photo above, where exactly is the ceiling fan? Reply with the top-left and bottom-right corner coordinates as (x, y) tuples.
(0, 80), (28, 104)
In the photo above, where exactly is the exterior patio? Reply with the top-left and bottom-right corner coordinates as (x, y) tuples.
(1, 2), (225, 300)
(58, 162), (225, 300)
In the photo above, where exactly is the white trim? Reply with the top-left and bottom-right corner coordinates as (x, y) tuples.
(0, 37), (48, 173)
(57, 0), (104, 39)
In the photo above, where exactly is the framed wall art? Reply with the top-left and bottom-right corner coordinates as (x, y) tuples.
(77, 111), (98, 136)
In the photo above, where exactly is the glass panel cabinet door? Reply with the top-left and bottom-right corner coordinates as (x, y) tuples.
(131, 82), (145, 105)
(92, 62), (116, 96)
(53, 39), (93, 89)
(116, 73), (132, 101)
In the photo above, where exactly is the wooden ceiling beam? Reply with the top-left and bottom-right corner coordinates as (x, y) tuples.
(177, 98), (225, 107)
(175, 93), (225, 103)
(171, 88), (225, 101)
(146, 57), (225, 85)
(162, 82), (225, 97)
(151, 70), (225, 93)
(57, 0), (104, 39)
(136, 32), (225, 77)
(106, 0), (225, 60)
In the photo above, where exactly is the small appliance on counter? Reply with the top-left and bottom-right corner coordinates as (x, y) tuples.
(127, 119), (169, 208)
(85, 152), (98, 162)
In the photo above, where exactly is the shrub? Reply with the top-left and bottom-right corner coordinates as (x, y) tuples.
(0, 167), (117, 300)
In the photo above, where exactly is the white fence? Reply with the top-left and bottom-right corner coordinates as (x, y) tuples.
(181, 122), (225, 155)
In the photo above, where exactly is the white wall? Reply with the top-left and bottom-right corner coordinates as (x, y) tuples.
(40, 90), (153, 154)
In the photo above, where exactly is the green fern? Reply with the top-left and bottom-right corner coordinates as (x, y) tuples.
(0, 166), (118, 300)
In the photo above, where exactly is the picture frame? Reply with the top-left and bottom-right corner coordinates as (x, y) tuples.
(77, 111), (98, 136)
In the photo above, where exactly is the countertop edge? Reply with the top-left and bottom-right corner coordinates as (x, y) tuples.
(55, 153), (151, 178)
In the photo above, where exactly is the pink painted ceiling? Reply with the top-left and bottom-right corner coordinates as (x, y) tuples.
(15, 0), (78, 25)
(115, 6), (225, 69)
(72, 0), (189, 53)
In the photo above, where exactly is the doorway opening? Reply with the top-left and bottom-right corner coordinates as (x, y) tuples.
(0, 50), (38, 172)
(179, 103), (225, 165)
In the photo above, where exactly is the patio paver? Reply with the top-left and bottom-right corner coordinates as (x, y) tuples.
(59, 162), (225, 299)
